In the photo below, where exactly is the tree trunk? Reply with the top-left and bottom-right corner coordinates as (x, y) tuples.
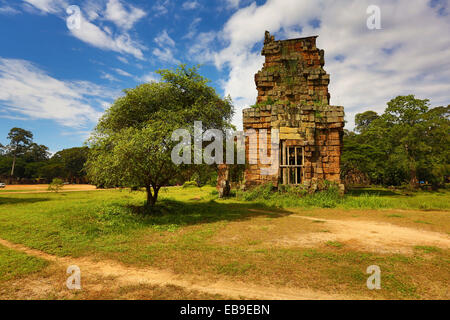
(153, 186), (160, 204)
(145, 185), (160, 207)
(10, 154), (16, 177)
(145, 186), (154, 206)
(405, 144), (418, 189)
(409, 167), (418, 189)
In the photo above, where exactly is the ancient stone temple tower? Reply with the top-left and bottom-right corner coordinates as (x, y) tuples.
(242, 31), (345, 190)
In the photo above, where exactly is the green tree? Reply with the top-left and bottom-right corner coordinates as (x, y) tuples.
(86, 65), (234, 208)
(355, 110), (379, 133)
(48, 178), (64, 193)
(6, 128), (33, 177)
(343, 96), (449, 188)
(52, 147), (89, 183)
(24, 143), (50, 162)
(381, 95), (431, 187)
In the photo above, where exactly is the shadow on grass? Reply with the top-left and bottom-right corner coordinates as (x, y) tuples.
(0, 197), (50, 205)
(123, 199), (292, 228)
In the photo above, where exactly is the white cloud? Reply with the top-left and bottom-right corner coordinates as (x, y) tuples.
(112, 68), (132, 77)
(82, 0), (102, 21)
(153, 30), (180, 64)
(100, 72), (119, 82)
(188, 31), (217, 63)
(152, 47), (180, 64)
(206, 0), (450, 129)
(138, 72), (159, 83)
(117, 56), (129, 64)
(183, 17), (201, 39)
(0, 58), (114, 127)
(24, 0), (147, 59)
(225, 0), (240, 10)
(154, 30), (175, 47)
(0, 5), (21, 15)
(104, 0), (146, 31)
(69, 12), (146, 59)
(182, 1), (200, 10)
(23, 0), (67, 14)
(152, 0), (169, 17)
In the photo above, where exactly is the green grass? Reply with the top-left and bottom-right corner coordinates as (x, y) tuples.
(414, 246), (441, 253)
(237, 185), (450, 210)
(0, 245), (48, 281)
(325, 241), (344, 248)
(0, 186), (449, 299)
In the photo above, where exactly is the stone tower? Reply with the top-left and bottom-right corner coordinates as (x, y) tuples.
(242, 31), (345, 190)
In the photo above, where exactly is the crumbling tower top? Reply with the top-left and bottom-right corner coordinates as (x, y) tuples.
(256, 31), (330, 106)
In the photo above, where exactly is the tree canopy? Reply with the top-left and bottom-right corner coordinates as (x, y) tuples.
(0, 128), (88, 183)
(342, 95), (449, 188)
(86, 65), (234, 207)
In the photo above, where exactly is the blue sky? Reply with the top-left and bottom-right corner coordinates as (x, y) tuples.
(0, 0), (449, 153)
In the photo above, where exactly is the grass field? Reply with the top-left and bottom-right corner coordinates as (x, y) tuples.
(0, 186), (449, 299)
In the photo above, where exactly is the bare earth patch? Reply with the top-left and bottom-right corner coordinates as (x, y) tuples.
(273, 214), (450, 254)
(0, 238), (358, 300)
(0, 184), (101, 194)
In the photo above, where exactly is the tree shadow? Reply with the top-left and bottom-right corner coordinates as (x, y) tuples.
(0, 197), (50, 205)
(125, 199), (292, 228)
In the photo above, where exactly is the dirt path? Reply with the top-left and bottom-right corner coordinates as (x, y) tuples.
(0, 189), (109, 195)
(247, 209), (450, 254)
(0, 184), (103, 194)
(287, 214), (450, 254)
(0, 238), (359, 300)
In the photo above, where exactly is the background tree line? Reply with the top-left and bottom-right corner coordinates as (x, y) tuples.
(0, 128), (88, 184)
(341, 95), (449, 189)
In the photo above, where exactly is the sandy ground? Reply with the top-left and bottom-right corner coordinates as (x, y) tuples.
(0, 238), (355, 300)
(248, 209), (450, 254)
(0, 184), (100, 194)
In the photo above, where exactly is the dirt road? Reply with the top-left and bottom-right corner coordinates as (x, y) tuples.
(0, 238), (357, 300)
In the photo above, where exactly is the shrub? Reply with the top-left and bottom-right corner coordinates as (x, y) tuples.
(48, 178), (64, 193)
(303, 187), (341, 208)
(182, 181), (198, 188)
(238, 181), (343, 208)
(238, 183), (274, 201)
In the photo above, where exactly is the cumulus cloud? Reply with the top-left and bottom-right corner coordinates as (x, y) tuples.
(188, 31), (218, 63)
(182, 1), (200, 10)
(154, 30), (176, 47)
(152, 0), (170, 17)
(153, 30), (180, 64)
(112, 68), (132, 77)
(138, 72), (159, 83)
(225, 0), (240, 10)
(0, 58), (115, 127)
(183, 17), (201, 39)
(116, 56), (129, 64)
(24, 0), (147, 59)
(152, 47), (180, 64)
(104, 0), (146, 30)
(200, 0), (450, 129)
(23, 0), (67, 14)
(70, 12), (146, 59)
(100, 71), (119, 82)
(0, 4), (21, 15)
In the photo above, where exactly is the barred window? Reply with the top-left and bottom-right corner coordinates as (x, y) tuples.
(280, 141), (304, 185)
